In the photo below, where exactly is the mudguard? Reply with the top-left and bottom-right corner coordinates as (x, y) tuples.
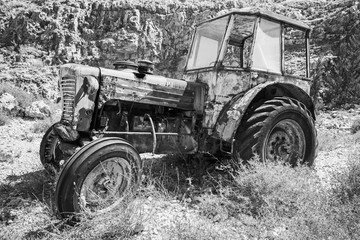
(214, 81), (315, 142)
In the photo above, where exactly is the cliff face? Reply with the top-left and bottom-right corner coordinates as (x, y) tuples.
(0, 0), (359, 99)
(1, 0), (247, 78)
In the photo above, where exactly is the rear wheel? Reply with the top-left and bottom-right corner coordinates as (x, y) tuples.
(55, 137), (142, 219)
(233, 97), (317, 166)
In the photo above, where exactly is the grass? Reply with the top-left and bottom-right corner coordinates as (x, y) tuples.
(2, 149), (360, 239)
(31, 118), (53, 133)
(2, 112), (360, 239)
(0, 149), (14, 163)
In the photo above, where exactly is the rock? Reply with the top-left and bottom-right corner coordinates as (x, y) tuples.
(26, 58), (44, 67)
(0, 92), (18, 114)
(24, 100), (51, 119)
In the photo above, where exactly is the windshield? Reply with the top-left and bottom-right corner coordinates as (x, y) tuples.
(186, 16), (229, 70)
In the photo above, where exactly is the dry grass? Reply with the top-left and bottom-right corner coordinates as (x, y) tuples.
(2, 113), (360, 239)
(2, 147), (360, 239)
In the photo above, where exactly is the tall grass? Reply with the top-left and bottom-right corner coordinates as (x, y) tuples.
(3, 152), (360, 239)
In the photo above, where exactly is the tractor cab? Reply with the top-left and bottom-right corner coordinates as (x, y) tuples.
(185, 8), (311, 78)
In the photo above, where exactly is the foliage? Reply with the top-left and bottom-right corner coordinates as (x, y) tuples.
(313, 23), (360, 108)
(0, 81), (36, 108)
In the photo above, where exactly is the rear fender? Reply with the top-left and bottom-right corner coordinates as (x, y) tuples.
(214, 82), (315, 142)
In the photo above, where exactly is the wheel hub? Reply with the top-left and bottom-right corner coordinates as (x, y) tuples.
(265, 119), (305, 163)
(79, 157), (131, 212)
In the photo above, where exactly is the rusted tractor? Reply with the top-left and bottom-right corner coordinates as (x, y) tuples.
(40, 8), (317, 218)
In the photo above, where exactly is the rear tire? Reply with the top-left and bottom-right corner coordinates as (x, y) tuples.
(233, 97), (317, 166)
(55, 137), (142, 219)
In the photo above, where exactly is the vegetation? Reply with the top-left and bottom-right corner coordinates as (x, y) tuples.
(311, 8), (360, 109)
(0, 81), (36, 109)
(1, 0), (360, 238)
(1, 147), (360, 239)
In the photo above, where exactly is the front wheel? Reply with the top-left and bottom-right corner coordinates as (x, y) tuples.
(233, 97), (317, 166)
(55, 137), (142, 219)
(39, 123), (61, 173)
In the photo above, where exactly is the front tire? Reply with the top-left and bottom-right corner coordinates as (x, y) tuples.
(233, 97), (317, 166)
(55, 137), (142, 219)
(39, 123), (61, 173)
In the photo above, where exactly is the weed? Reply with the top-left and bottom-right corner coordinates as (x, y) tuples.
(330, 148), (360, 203)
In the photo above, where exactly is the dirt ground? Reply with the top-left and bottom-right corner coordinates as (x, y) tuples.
(1, 109), (360, 238)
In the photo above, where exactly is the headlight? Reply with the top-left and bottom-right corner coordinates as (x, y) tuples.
(83, 76), (99, 95)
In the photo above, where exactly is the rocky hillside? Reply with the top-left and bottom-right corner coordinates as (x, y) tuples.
(0, 0), (359, 99)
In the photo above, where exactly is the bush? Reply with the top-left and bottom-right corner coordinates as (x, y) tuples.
(312, 21), (360, 108)
(351, 119), (360, 134)
(0, 81), (36, 108)
(0, 109), (11, 126)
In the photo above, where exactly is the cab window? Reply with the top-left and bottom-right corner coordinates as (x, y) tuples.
(252, 19), (281, 73)
(222, 15), (256, 68)
(284, 27), (307, 77)
(187, 16), (229, 70)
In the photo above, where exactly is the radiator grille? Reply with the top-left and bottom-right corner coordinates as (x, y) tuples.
(60, 77), (76, 122)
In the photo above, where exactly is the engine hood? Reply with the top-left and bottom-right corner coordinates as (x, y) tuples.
(60, 63), (205, 112)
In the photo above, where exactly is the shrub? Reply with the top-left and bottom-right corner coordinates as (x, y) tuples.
(312, 23), (360, 108)
(330, 150), (360, 204)
(351, 119), (360, 134)
(0, 81), (36, 108)
(0, 109), (11, 126)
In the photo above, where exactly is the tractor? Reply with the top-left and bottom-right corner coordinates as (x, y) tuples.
(40, 8), (317, 218)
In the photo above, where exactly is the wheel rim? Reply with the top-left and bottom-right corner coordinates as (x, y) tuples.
(79, 157), (132, 213)
(264, 119), (306, 163)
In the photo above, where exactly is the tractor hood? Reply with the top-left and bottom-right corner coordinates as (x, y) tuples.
(59, 63), (205, 126)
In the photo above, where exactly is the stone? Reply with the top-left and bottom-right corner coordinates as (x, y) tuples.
(24, 100), (51, 119)
(0, 92), (18, 114)
(26, 58), (44, 67)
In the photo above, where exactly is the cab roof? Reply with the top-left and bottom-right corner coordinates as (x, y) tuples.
(199, 8), (310, 31)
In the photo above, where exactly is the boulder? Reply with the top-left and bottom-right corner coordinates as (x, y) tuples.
(24, 100), (51, 119)
(0, 92), (18, 114)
